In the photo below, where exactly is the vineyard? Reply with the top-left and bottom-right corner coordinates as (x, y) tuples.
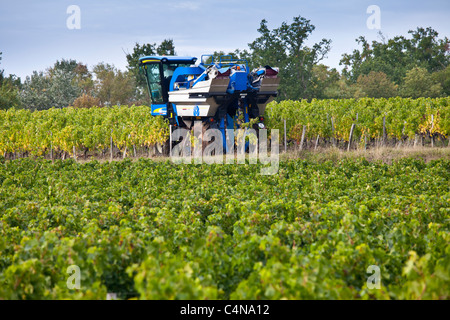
(0, 97), (449, 161)
(0, 157), (448, 299)
(266, 97), (450, 149)
(0, 105), (169, 159)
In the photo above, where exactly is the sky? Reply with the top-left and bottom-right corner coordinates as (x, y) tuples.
(0, 0), (449, 80)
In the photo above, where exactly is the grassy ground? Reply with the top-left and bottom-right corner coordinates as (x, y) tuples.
(283, 146), (450, 164)
(70, 146), (450, 166)
(9, 145), (449, 164)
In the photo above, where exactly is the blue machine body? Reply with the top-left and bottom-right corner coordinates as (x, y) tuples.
(138, 54), (279, 150)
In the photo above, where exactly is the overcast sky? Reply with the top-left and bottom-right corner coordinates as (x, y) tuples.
(0, 0), (449, 79)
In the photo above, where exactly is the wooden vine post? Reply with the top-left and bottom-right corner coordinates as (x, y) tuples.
(347, 113), (358, 152)
(348, 124), (356, 152)
(331, 116), (336, 147)
(110, 128), (113, 161)
(431, 114), (434, 148)
(50, 131), (53, 163)
(299, 125), (306, 151)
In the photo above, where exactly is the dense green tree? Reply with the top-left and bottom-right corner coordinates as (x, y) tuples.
(19, 59), (96, 110)
(73, 63), (94, 95)
(407, 27), (449, 73)
(20, 69), (81, 110)
(48, 68), (81, 107)
(355, 71), (397, 98)
(48, 59), (78, 75)
(400, 67), (442, 98)
(322, 79), (360, 99)
(0, 85), (21, 110)
(1, 74), (21, 89)
(0, 51), (22, 109)
(309, 64), (340, 99)
(0, 52), (21, 89)
(340, 28), (449, 84)
(93, 63), (116, 106)
(92, 63), (135, 106)
(19, 71), (53, 110)
(48, 59), (94, 95)
(156, 39), (176, 56)
(431, 65), (450, 96)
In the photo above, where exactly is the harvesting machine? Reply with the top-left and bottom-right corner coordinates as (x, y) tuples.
(138, 54), (279, 154)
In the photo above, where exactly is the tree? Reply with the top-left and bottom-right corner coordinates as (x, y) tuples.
(431, 65), (450, 96)
(400, 67), (442, 98)
(0, 51), (22, 109)
(407, 27), (450, 73)
(73, 93), (101, 108)
(92, 63), (115, 106)
(323, 79), (360, 99)
(73, 63), (94, 95)
(156, 39), (175, 56)
(48, 59), (78, 75)
(19, 59), (95, 110)
(309, 64), (340, 99)
(0, 84), (21, 110)
(340, 28), (449, 84)
(355, 71), (397, 98)
(249, 16), (331, 100)
(1, 74), (21, 89)
(48, 59), (94, 95)
(48, 68), (81, 107)
(20, 69), (81, 110)
(19, 71), (53, 110)
(92, 63), (135, 106)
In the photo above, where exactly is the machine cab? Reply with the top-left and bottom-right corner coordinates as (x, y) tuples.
(139, 56), (197, 116)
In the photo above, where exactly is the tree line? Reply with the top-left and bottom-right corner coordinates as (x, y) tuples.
(0, 15), (448, 111)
